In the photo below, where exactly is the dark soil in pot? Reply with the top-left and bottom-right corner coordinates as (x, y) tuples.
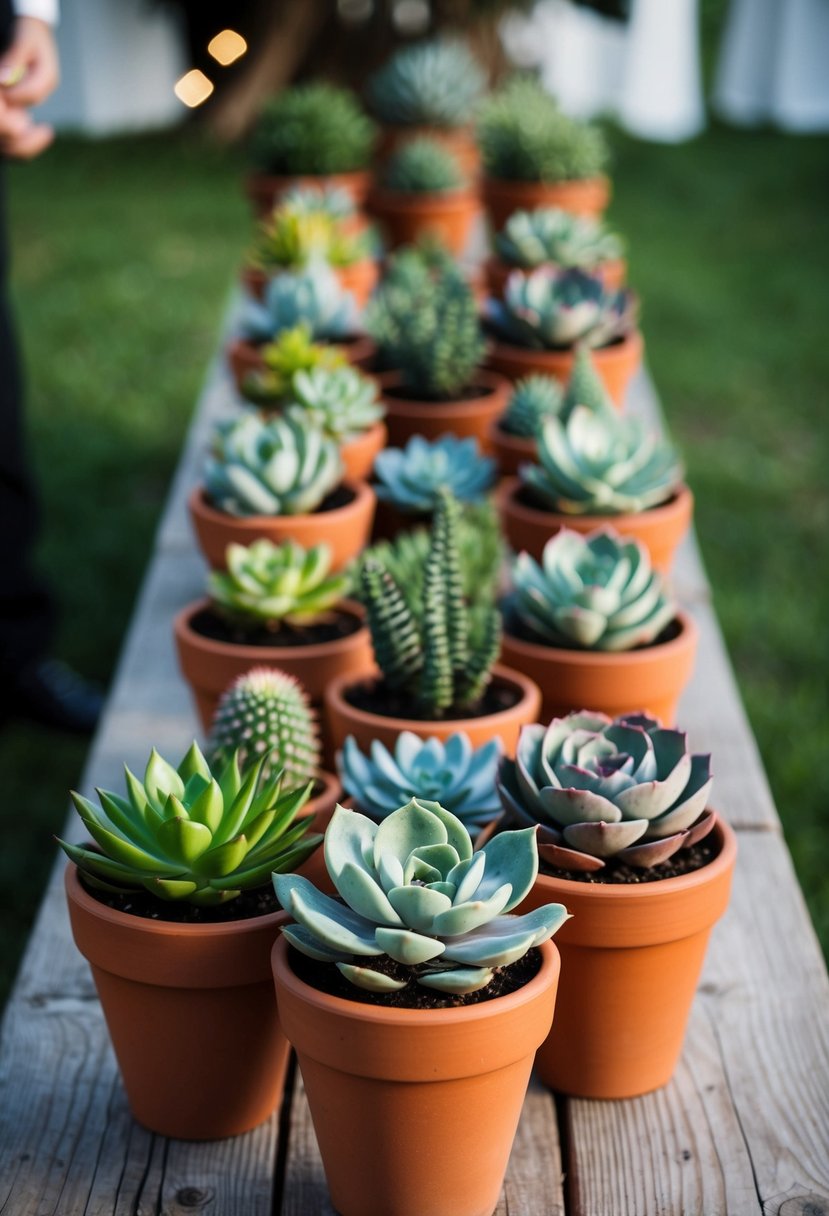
(81, 875), (282, 923)
(381, 380), (497, 405)
(206, 483), (355, 517)
(504, 613), (684, 653)
(540, 836), (720, 886)
(344, 675), (522, 721)
(190, 605), (362, 649)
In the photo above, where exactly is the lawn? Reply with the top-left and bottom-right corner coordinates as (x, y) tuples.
(0, 116), (827, 1007)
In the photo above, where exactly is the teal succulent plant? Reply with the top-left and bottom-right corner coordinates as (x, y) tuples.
(58, 742), (320, 905)
(274, 799), (568, 994)
(339, 732), (502, 829)
(373, 434), (496, 514)
(488, 267), (637, 351)
(367, 38), (485, 129)
(209, 668), (321, 788)
(208, 539), (349, 628)
(240, 262), (356, 344)
(498, 712), (716, 871)
(250, 83), (376, 175)
(500, 375), (563, 438)
(495, 207), (623, 272)
(288, 365), (385, 442)
(205, 412), (343, 517)
(509, 528), (676, 650)
(384, 137), (464, 194)
(279, 182), (356, 221)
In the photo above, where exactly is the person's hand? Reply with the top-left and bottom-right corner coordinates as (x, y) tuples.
(0, 17), (59, 160)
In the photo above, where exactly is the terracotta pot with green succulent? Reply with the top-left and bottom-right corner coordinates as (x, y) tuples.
(189, 411), (376, 571)
(371, 432), (497, 540)
(486, 206), (627, 298)
(368, 137), (478, 255)
(60, 742), (322, 1139)
(494, 712), (736, 1099)
(272, 798), (568, 1216)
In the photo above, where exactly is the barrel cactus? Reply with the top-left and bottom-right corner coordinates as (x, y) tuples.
(209, 669), (321, 787)
(208, 539), (349, 628)
(274, 799), (568, 994)
(58, 742), (321, 904)
(289, 365), (385, 442)
(373, 434), (496, 514)
(488, 267), (637, 351)
(384, 138), (464, 194)
(500, 375), (563, 438)
(498, 712), (715, 872)
(510, 527), (675, 649)
(242, 325), (347, 405)
(339, 732), (502, 829)
(495, 208), (623, 272)
(205, 412), (343, 517)
(240, 262), (356, 344)
(367, 38), (485, 128)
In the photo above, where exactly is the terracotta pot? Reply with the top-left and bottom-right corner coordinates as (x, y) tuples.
(483, 253), (627, 299)
(516, 818), (737, 1098)
(244, 170), (373, 218)
(377, 369), (511, 452)
(488, 419), (536, 478)
(226, 334), (377, 391)
(241, 258), (380, 309)
(482, 175), (611, 231)
(486, 329), (644, 409)
(272, 933), (560, 1216)
(498, 478), (694, 574)
(500, 610), (698, 726)
(370, 496), (429, 543)
(367, 187), (479, 256)
(339, 420), (388, 481)
(173, 597), (374, 731)
(324, 664), (542, 759)
(188, 482), (376, 572)
(376, 124), (481, 180)
(64, 863), (289, 1140)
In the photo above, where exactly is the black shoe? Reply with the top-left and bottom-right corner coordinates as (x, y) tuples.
(11, 659), (105, 735)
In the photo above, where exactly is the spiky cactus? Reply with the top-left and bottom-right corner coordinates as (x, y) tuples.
(209, 669), (321, 787)
(250, 83), (376, 176)
(500, 375), (563, 438)
(367, 38), (485, 129)
(384, 138), (464, 194)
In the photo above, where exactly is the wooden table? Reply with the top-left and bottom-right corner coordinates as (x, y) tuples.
(1, 344), (827, 1216)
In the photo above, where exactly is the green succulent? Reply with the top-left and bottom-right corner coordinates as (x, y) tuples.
(358, 491), (501, 718)
(208, 539), (349, 628)
(509, 528), (676, 650)
(205, 411), (343, 517)
(250, 83), (376, 176)
(374, 433), (496, 513)
(288, 365), (385, 442)
(58, 742), (320, 905)
(241, 325), (347, 406)
(498, 712), (716, 871)
(496, 207), (623, 271)
(384, 137), (464, 194)
(478, 77), (608, 183)
(363, 244), (451, 371)
(488, 266), (637, 351)
(240, 262), (356, 345)
(209, 668), (321, 788)
(521, 405), (683, 516)
(339, 732), (503, 830)
(274, 799), (568, 994)
(560, 342), (616, 417)
(500, 375), (563, 438)
(367, 38), (485, 128)
(249, 206), (369, 272)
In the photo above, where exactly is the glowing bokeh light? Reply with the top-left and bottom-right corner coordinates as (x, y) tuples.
(174, 70), (214, 108)
(207, 29), (248, 67)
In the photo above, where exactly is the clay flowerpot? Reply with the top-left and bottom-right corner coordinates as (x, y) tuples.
(488, 419), (536, 478)
(483, 253), (627, 299)
(226, 334), (377, 391)
(377, 369), (511, 452)
(516, 818), (737, 1098)
(188, 482), (376, 572)
(377, 123), (480, 179)
(367, 187), (479, 256)
(65, 863), (291, 1140)
(241, 258), (380, 310)
(244, 170), (373, 218)
(271, 933), (560, 1216)
(482, 175), (612, 231)
(498, 478), (694, 574)
(486, 329), (644, 409)
(500, 610), (698, 725)
(324, 664), (542, 758)
(173, 597), (374, 731)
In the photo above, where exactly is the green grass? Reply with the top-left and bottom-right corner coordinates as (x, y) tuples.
(1, 117), (827, 1008)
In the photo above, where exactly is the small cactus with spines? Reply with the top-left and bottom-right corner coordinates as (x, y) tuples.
(209, 669), (321, 788)
(501, 375), (563, 438)
(384, 138), (464, 194)
(367, 38), (485, 129)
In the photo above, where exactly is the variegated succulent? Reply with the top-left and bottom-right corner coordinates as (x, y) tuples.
(242, 325), (348, 406)
(58, 743), (320, 905)
(373, 434), (496, 514)
(488, 267), (637, 351)
(249, 205), (368, 273)
(208, 539), (349, 628)
(209, 668), (321, 788)
(500, 375), (563, 438)
(274, 799), (568, 994)
(509, 528), (676, 651)
(367, 38), (485, 128)
(498, 712), (715, 872)
(495, 208), (623, 272)
(338, 732), (502, 829)
(239, 262), (356, 344)
(288, 365), (385, 441)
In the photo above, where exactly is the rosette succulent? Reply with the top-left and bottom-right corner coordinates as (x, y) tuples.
(498, 712), (715, 871)
(339, 732), (502, 830)
(250, 205), (369, 272)
(488, 267), (637, 351)
(373, 434), (496, 514)
(250, 83), (376, 176)
(204, 412), (343, 517)
(500, 375), (563, 438)
(240, 263), (356, 344)
(274, 799), (568, 993)
(367, 39), (485, 129)
(521, 405), (683, 516)
(495, 208), (623, 272)
(279, 183), (356, 221)
(58, 742), (321, 904)
(209, 669), (321, 788)
(384, 138), (464, 194)
(510, 528), (676, 650)
(288, 365), (385, 442)
(242, 325), (347, 405)
(208, 539), (349, 628)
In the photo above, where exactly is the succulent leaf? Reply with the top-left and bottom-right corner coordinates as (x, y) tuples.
(488, 266), (637, 352)
(496, 207), (623, 272)
(374, 434), (496, 514)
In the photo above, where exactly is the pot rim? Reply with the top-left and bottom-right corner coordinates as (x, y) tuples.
(498, 476), (694, 531)
(173, 596), (369, 664)
(376, 368), (511, 416)
(501, 608), (698, 670)
(368, 186), (478, 212)
(188, 479), (375, 531)
(245, 168), (373, 189)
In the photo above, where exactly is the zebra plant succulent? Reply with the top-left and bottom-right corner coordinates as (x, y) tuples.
(495, 208), (623, 272)
(240, 262), (356, 345)
(274, 799), (568, 994)
(510, 528), (676, 650)
(242, 325), (347, 406)
(208, 539), (349, 629)
(500, 375), (563, 438)
(384, 138), (464, 194)
(367, 38), (485, 129)
(498, 712), (716, 872)
(288, 365), (385, 441)
(209, 668), (321, 788)
(488, 267), (637, 351)
(58, 742), (321, 905)
(373, 434), (496, 514)
(204, 411), (343, 517)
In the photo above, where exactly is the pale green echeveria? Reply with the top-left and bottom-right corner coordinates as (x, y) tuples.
(367, 38), (485, 128)
(488, 267), (637, 351)
(205, 412), (343, 517)
(510, 528), (676, 651)
(208, 538), (348, 627)
(521, 405), (683, 515)
(373, 433), (496, 514)
(338, 732), (502, 829)
(288, 365), (385, 442)
(274, 799), (569, 994)
(495, 207), (624, 272)
(240, 261), (356, 344)
(58, 742), (320, 905)
(498, 713), (715, 872)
